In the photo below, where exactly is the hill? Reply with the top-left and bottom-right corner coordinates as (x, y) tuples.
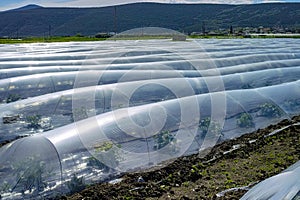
(0, 2), (299, 37)
(8, 4), (43, 12)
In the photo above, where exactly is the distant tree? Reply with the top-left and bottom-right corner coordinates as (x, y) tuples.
(48, 25), (51, 38)
(230, 25), (234, 34)
(202, 22), (206, 35)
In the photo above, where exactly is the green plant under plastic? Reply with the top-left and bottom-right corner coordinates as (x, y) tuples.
(26, 115), (42, 129)
(259, 103), (283, 118)
(67, 174), (85, 194)
(11, 156), (52, 195)
(237, 113), (254, 128)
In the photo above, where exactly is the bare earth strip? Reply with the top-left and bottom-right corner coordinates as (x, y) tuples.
(63, 116), (300, 200)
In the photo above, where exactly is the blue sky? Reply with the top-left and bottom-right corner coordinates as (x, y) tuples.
(0, 0), (299, 11)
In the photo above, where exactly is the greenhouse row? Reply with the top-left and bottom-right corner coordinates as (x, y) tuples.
(1, 69), (300, 142)
(0, 66), (299, 102)
(0, 81), (299, 198)
(0, 39), (299, 199)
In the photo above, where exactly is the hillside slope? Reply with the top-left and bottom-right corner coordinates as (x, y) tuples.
(0, 3), (299, 37)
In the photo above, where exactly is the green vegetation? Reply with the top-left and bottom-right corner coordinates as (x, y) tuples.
(237, 113), (254, 128)
(92, 141), (122, 169)
(0, 36), (106, 44)
(153, 130), (176, 150)
(283, 98), (300, 110)
(11, 156), (51, 194)
(0, 34), (299, 44)
(189, 35), (244, 39)
(190, 34), (300, 39)
(25, 115), (53, 132)
(0, 181), (10, 194)
(109, 35), (172, 40)
(199, 117), (211, 134)
(87, 156), (109, 172)
(0, 35), (175, 44)
(65, 116), (300, 199)
(259, 103), (283, 118)
(1, 3), (299, 37)
(6, 94), (22, 103)
(71, 107), (89, 122)
(67, 174), (85, 194)
(250, 34), (300, 39)
(94, 141), (114, 152)
(199, 117), (222, 137)
(26, 115), (42, 129)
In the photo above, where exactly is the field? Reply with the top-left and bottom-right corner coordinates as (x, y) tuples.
(0, 38), (299, 199)
(0, 34), (299, 44)
(0, 36), (107, 44)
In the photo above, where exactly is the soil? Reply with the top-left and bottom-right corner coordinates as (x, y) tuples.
(0, 135), (28, 148)
(58, 116), (299, 199)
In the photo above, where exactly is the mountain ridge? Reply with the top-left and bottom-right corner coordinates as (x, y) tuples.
(0, 2), (299, 37)
(6, 4), (43, 12)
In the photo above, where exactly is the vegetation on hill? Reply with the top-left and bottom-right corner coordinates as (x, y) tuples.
(0, 3), (299, 37)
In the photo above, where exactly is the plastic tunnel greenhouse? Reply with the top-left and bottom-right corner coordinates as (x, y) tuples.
(241, 160), (300, 199)
(0, 38), (299, 199)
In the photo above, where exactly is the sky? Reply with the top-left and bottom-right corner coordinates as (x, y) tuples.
(0, 0), (299, 11)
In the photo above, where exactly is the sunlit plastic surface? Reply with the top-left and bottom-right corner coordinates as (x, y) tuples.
(241, 161), (300, 200)
(0, 39), (299, 199)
